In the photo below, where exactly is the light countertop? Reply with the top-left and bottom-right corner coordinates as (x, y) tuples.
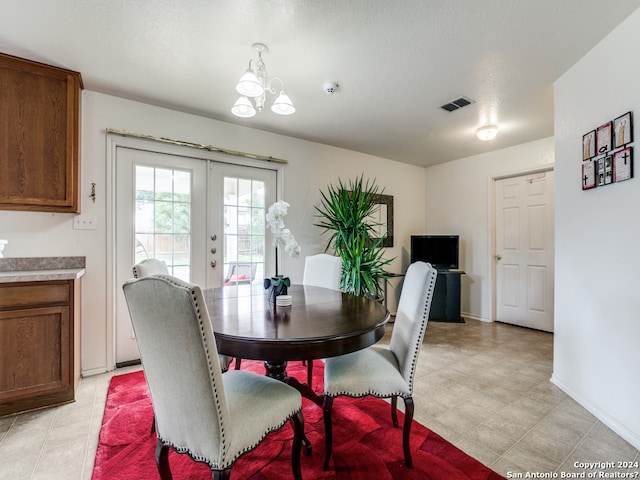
(0, 256), (86, 283)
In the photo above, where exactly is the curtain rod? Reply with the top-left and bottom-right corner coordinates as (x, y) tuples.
(105, 128), (288, 164)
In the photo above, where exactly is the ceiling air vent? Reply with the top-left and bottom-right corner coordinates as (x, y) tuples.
(440, 96), (474, 112)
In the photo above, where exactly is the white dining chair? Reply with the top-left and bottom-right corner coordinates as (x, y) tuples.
(322, 261), (437, 470)
(122, 275), (304, 480)
(302, 253), (342, 290)
(132, 260), (236, 373)
(302, 253), (342, 386)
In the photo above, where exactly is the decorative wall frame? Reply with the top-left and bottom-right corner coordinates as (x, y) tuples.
(614, 112), (633, 148)
(583, 130), (596, 160)
(582, 111), (634, 190)
(582, 159), (596, 190)
(596, 121), (612, 154)
(613, 146), (633, 182)
(369, 194), (394, 247)
(596, 157), (606, 186)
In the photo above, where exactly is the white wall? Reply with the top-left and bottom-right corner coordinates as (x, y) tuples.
(553, 9), (640, 449)
(424, 137), (554, 321)
(0, 91), (426, 375)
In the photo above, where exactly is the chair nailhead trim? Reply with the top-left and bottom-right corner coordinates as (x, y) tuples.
(150, 276), (303, 470)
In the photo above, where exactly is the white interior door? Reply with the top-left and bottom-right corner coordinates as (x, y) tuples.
(114, 145), (277, 365)
(495, 170), (555, 332)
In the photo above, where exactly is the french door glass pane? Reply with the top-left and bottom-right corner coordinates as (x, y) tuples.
(223, 176), (266, 286)
(134, 165), (192, 281)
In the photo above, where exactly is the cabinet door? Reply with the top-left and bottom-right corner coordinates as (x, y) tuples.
(0, 52), (82, 212)
(0, 305), (73, 416)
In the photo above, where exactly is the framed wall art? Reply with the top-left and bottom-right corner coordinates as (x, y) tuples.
(596, 121), (612, 154)
(582, 159), (596, 190)
(583, 130), (596, 160)
(604, 155), (613, 185)
(596, 157), (606, 186)
(613, 146), (633, 182)
(614, 112), (633, 148)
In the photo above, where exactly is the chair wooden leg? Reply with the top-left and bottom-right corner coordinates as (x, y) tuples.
(391, 396), (399, 427)
(155, 439), (173, 480)
(234, 358), (242, 370)
(290, 411), (304, 480)
(307, 359), (313, 386)
(402, 396), (414, 468)
(212, 469), (231, 480)
(322, 396), (334, 470)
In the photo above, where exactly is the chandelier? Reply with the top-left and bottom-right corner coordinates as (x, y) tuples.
(231, 43), (295, 118)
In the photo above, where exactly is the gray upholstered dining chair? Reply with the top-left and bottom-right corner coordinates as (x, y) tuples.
(132, 260), (236, 373)
(322, 261), (437, 470)
(301, 253), (342, 386)
(122, 275), (304, 480)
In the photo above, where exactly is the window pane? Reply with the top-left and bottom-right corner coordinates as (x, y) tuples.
(134, 165), (192, 283)
(173, 170), (190, 201)
(252, 181), (265, 207)
(155, 169), (173, 201)
(224, 206), (238, 234)
(224, 177), (237, 206)
(238, 179), (251, 206)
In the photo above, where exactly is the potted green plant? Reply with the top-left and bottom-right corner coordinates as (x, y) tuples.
(314, 175), (393, 299)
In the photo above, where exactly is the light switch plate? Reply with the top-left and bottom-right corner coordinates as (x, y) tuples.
(73, 215), (97, 230)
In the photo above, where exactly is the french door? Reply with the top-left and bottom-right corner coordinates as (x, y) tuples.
(114, 144), (277, 365)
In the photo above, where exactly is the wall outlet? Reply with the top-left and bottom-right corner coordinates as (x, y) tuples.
(73, 215), (97, 230)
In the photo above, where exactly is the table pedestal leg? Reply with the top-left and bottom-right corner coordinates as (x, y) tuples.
(264, 360), (326, 455)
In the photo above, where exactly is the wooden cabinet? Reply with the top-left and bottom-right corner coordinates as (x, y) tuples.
(0, 279), (81, 417)
(0, 52), (83, 212)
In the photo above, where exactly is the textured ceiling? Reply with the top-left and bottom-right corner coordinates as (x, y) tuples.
(2, 0), (640, 167)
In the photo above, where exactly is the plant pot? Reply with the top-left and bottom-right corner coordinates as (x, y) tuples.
(267, 284), (288, 304)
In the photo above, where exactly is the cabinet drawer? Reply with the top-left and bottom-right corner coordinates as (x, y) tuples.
(0, 282), (70, 309)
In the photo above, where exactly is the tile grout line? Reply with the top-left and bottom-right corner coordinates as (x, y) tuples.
(0, 415), (18, 447)
(552, 420), (599, 474)
(80, 377), (98, 480)
(31, 407), (60, 480)
(487, 378), (570, 470)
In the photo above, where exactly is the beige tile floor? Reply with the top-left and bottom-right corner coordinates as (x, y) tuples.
(0, 318), (638, 479)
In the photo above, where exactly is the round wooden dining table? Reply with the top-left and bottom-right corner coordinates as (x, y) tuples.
(204, 283), (390, 404)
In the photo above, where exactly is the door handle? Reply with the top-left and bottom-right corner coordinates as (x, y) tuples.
(210, 260), (217, 268)
(495, 254), (502, 261)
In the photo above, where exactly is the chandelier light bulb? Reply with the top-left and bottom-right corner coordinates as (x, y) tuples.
(231, 96), (256, 118)
(271, 92), (296, 115)
(236, 68), (264, 98)
(476, 125), (498, 141)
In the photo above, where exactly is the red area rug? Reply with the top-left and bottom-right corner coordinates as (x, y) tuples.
(92, 360), (505, 480)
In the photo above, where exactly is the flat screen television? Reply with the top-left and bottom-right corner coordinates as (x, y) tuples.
(411, 235), (459, 270)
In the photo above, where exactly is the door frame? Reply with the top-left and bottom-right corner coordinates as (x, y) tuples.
(105, 133), (284, 371)
(488, 164), (554, 323)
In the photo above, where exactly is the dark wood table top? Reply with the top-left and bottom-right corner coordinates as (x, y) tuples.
(205, 284), (390, 362)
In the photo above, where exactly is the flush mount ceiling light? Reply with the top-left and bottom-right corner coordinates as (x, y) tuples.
(231, 43), (295, 118)
(476, 125), (498, 141)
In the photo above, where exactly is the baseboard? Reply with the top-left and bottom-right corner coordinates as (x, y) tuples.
(82, 366), (109, 377)
(551, 374), (640, 450)
(460, 312), (492, 323)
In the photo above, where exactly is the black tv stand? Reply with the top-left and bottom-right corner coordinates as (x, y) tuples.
(429, 269), (465, 323)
